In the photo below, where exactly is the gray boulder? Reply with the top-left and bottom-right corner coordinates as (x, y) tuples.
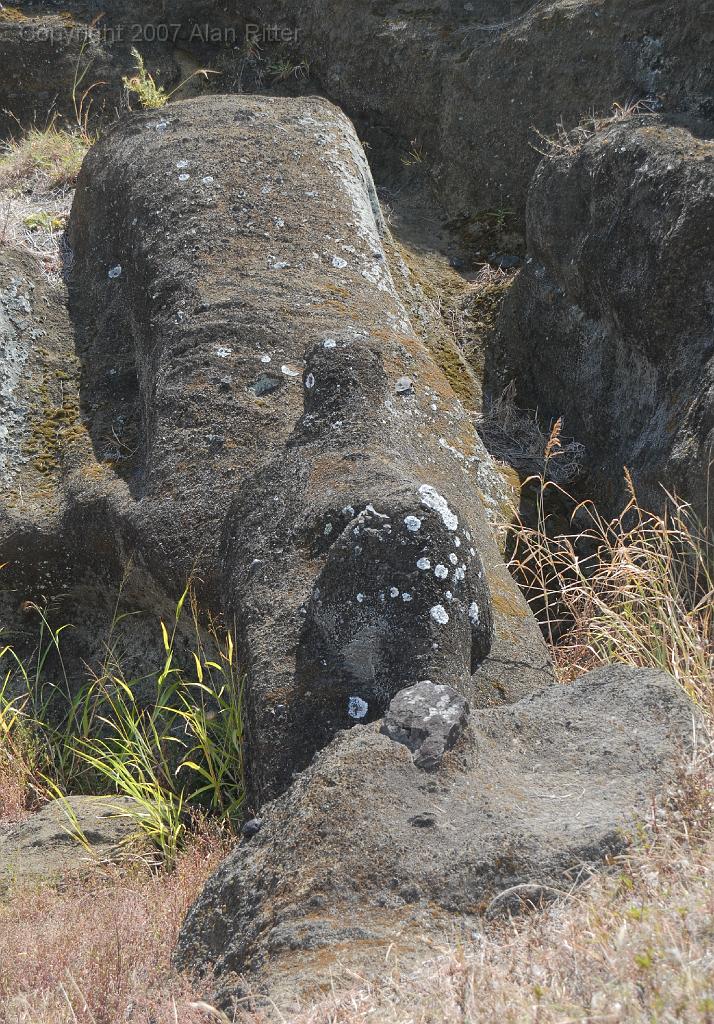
(381, 679), (469, 769)
(492, 114), (714, 522)
(176, 665), (700, 1012)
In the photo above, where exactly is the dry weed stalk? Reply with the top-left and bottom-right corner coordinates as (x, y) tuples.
(509, 468), (713, 710)
(531, 99), (657, 158)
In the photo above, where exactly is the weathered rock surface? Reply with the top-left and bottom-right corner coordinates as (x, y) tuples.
(248, 0), (714, 224)
(0, 3), (178, 138)
(176, 665), (699, 1012)
(0, 245), (199, 696)
(0, 795), (142, 884)
(381, 679), (469, 769)
(4, 1), (713, 228)
(0, 247), (79, 587)
(64, 94), (552, 802)
(492, 115), (714, 521)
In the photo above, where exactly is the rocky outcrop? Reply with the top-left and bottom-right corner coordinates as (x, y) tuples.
(4, 2), (713, 227)
(176, 665), (700, 1012)
(0, 3), (186, 139)
(243, 0), (714, 224)
(64, 94), (552, 802)
(492, 115), (714, 522)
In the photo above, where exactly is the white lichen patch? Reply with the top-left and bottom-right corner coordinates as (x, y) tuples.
(108, 265), (122, 279)
(389, 587), (400, 598)
(434, 564), (448, 580)
(323, 338), (337, 349)
(402, 592), (413, 602)
(404, 515), (422, 532)
(305, 373), (316, 389)
(348, 696), (369, 719)
(417, 557), (431, 570)
(0, 287), (31, 484)
(469, 602), (480, 625)
(418, 484), (458, 531)
(449, 553), (458, 565)
(430, 604), (450, 625)
(215, 346), (232, 358)
(281, 365), (300, 377)
(332, 255), (348, 270)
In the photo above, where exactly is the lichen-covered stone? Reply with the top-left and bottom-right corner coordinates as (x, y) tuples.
(176, 666), (700, 1013)
(381, 679), (469, 769)
(67, 94), (553, 801)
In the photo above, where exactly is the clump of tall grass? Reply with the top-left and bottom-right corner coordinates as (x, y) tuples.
(510, 447), (713, 711)
(0, 122), (89, 190)
(123, 48), (217, 110)
(0, 588), (245, 864)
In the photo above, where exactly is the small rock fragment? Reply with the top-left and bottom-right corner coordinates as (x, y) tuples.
(250, 374), (282, 397)
(381, 680), (469, 769)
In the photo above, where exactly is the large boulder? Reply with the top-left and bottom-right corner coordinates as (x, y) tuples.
(65, 94), (553, 802)
(491, 114), (714, 521)
(176, 665), (699, 1012)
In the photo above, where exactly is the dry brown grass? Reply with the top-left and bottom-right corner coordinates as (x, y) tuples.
(531, 99), (658, 158)
(1, 763), (712, 1024)
(0, 752), (29, 821)
(291, 834), (714, 1023)
(0, 825), (233, 1024)
(477, 385), (586, 484)
(510, 470), (714, 713)
(0, 124), (89, 191)
(0, 122), (88, 280)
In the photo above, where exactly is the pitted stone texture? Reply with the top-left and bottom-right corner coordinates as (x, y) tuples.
(248, 0), (713, 224)
(381, 680), (469, 770)
(176, 666), (700, 1013)
(493, 115), (714, 523)
(67, 95), (553, 802)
